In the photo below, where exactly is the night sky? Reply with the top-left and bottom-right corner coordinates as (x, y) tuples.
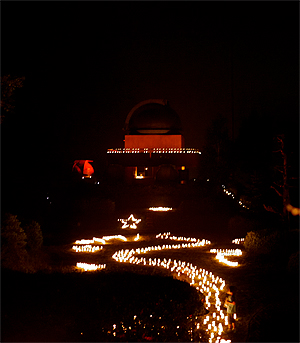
(1, 2), (299, 184)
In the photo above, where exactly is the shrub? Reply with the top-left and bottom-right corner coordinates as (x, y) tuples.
(23, 220), (43, 252)
(246, 301), (298, 342)
(1, 214), (46, 273)
(1, 213), (30, 271)
(244, 229), (282, 254)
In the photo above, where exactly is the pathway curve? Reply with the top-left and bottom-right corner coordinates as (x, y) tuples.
(72, 232), (245, 343)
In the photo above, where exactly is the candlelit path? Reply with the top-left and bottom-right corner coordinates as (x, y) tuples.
(69, 232), (247, 343)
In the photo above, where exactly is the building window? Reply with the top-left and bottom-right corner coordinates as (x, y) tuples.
(134, 166), (151, 178)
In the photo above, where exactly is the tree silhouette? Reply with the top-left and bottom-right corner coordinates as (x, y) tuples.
(199, 114), (232, 186)
(1, 213), (28, 271)
(24, 220), (43, 252)
(263, 134), (298, 229)
(0, 74), (25, 123)
(1, 214), (46, 272)
(243, 170), (266, 211)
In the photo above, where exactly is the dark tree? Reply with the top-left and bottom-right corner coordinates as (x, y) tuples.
(23, 220), (43, 252)
(1, 213), (29, 271)
(0, 74), (25, 123)
(242, 170), (266, 212)
(263, 134), (298, 229)
(199, 114), (232, 186)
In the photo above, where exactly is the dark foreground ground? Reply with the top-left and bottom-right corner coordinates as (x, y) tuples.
(2, 233), (299, 342)
(2, 268), (208, 342)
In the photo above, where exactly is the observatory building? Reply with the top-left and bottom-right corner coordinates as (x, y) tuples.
(107, 99), (201, 184)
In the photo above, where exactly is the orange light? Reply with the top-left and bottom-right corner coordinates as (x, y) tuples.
(181, 166), (185, 170)
(73, 160), (94, 177)
(149, 207), (172, 212)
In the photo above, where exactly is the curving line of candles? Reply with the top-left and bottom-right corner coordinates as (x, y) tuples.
(72, 245), (103, 253)
(76, 262), (106, 271)
(112, 243), (232, 343)
(221, 185), (249, 210)
(102, 235), (128, 242)
(73, 233), (247, 341)
(232, 238), (245, 244)
(215, 255), (238, 267)
(156, 232), (211, 245)
(75, 237), (106, 245)
(72, 235), (131, 253)
(210, 249), (242, 267)
(210, 249), (242, 256)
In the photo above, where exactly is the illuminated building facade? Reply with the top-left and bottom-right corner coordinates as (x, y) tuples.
(107, 99), (201, 184)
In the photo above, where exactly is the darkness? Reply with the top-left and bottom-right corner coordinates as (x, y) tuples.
(1, 2), (299, 210)
(2, 269), (204, 342)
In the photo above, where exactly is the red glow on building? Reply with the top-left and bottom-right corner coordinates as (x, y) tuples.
(73, 160), (94, 178)
(107, 99), (201, 184)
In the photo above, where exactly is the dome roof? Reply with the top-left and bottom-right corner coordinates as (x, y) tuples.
(124, 99), (182, 135)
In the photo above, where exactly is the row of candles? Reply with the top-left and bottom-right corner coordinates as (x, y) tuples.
(111, 237), (233, 343)
(72, 234), (139, 253)
(222, 185), (250, 210)
(107, 148), (201, 154)
(156, 232), (211, 245)
(76, 262), (106, 271)
(112, 239), (211, 260)
(232, 238), (245, 244)
(74, 235), (129, 245)
(73, 245), (103, 253)
(148, 207), (173, 211)
(210, 249), (242, 256)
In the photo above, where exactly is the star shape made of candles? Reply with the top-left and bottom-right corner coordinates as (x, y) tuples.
(118, 214), (142, 229)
